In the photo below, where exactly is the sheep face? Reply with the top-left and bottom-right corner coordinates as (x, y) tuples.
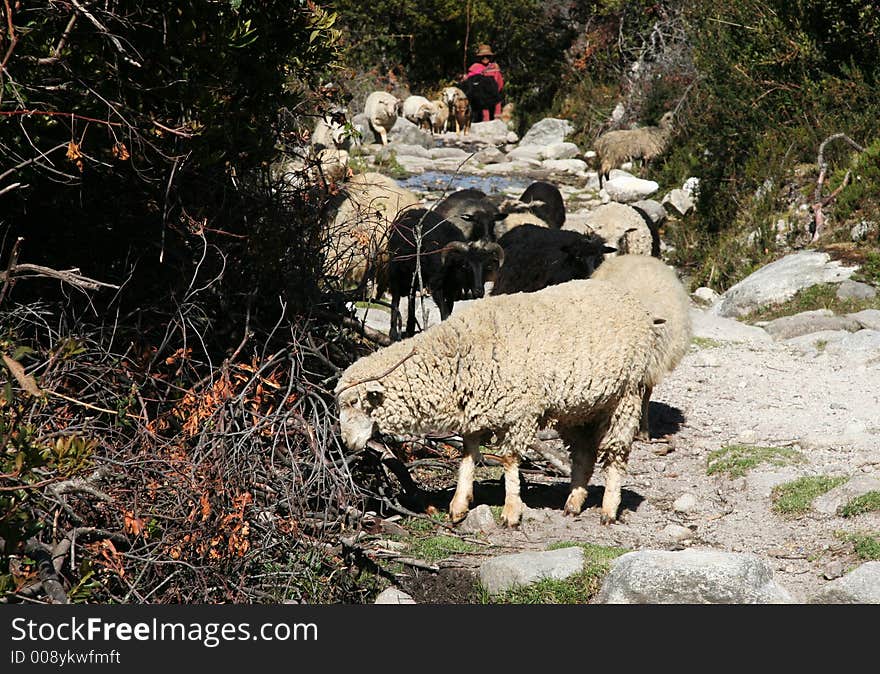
(438, 241), (504, 310)
(335, 381), (383, 451)
(434, 189), (499, 242)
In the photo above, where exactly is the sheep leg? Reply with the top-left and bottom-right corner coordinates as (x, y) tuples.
(405, 290), (417, 337)
(637, 386), (653, 441)
(449, 434), (482, 524)
(597, 388), (643, 524)
(561, 425), (600, 516)
(500, 453), (523, 527)
(389, 292), (402, 342)
(378, 127), (389, 146)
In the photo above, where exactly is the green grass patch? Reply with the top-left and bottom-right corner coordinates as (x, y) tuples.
(771, 475), (848, 515)
(706, 444), (805, 478)
(401, 512), (448, 535)
(405, 535), (478, 563)
(837, 532), (880, 561)
(692, 336), (723, 349)
(840, 491), (880, 518)
(354, 300), (389, 312)
(747, 283), (880, 323)
(481, 543), (628, 604)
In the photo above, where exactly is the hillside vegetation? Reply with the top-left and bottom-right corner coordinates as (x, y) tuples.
(1, 0), (879, 604)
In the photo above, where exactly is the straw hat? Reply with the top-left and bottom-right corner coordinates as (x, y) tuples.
(476, 44), (495, 57)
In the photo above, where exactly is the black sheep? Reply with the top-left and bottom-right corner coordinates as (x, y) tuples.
(520, 181), (566, 229)
(461, 74), (500, 123)
(491, 224), (615, 296)
(382, 209), (504, 339)
(433, 188), (502, 242)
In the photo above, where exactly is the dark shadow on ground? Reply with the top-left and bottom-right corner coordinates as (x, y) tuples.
(649, 401), (685, 439)
(422, 478), (645, 520)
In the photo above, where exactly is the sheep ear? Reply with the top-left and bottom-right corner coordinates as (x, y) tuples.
(602, 245), (617, 254)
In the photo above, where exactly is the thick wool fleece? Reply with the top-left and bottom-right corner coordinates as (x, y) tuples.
(591, 255), (692, 387)
(336, 278), (657, 457)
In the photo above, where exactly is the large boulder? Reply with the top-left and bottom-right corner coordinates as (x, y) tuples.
(603, 176), (659, 203)
(763, 309), (861, 340)
(808, 562), (880, 604)
(713, 252), (857, 318)
(519, 118), (575, 146)
(596, 549), (795, 604)
(479, 547), (584, 595)
(388, 116), (435, 148)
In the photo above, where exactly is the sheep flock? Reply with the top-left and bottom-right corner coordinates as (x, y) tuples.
(327, 164), (691, 527)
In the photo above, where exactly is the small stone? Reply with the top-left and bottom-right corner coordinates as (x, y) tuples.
(836, 280), (877, 302)
(823, 561), (845, 580)
(458, 504), (497, 534)
(661, 524), (693, 543)
(736, 429), (758, 444)
(374, 587), (417, 604)
(653, 462), (667, 473)
(673, 493), (697, 513)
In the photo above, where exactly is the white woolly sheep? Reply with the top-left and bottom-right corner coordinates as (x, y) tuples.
(594, 111), (675, 187)
(363, 91), (402, 145)
(591, 254), (692, 439)
(441, 86), (466, 132)
(335, 278), (665, 526)
(325, 172), (420, 290)
(311, 108), (350, 152)
(430, 100), (449, 135)
(402, 95), (434, 132)
(310, 148), (350, 184)
(565, 202), (656, 257)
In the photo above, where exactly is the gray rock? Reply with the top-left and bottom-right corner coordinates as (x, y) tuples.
(386, 143), (431, 159)
(673, 493), (698, 513)
(595, 549), (795, 604)
(469, 119), (513, 145)
(543, 142), (580, 160)
(603, 176), (659, 203)
(784, 329), (848, 356)
(541, 159), (588, 175)
(848, 309), (880, 331)
(507, 145), (545, 162)
(630, 199), (668, 226)
(823, 329), (880, 365)
(394, 155), (432, 174)
(429, 147), (470, 160)
(692, 287), (721, 307)
(389, 116), (435, 148)
(714, 252), (858, 319)
(374, 587), (417, 604)
(473, 146), (508, 165)
(850, 220), (877, 242)
(690, 308), (773, 343)
(812, 474), (880, 515)
(808, 562), (880, 604)
(662, 188), (695, 216)
(836, 279), (877, 301)
(519, 118), (575, 146)
(458, 504), (497, 534)
(823, 561), (845, 580)
(662, 524), (694, 543)
(483, 160), (541, 174)
(763, 309), (861, 340)
(479, 547), (584, 595)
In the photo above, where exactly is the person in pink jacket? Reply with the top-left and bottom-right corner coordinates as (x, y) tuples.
(464, 44), (504, 122)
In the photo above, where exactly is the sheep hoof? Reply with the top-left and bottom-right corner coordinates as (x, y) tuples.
(599, 513), (618, 526)
(500, 504), (523, 528)
(449, 506), (469, 525)
(563, 490), (586, 516)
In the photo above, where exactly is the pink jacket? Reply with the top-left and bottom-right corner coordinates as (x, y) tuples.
(467, 62), (504, 93)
